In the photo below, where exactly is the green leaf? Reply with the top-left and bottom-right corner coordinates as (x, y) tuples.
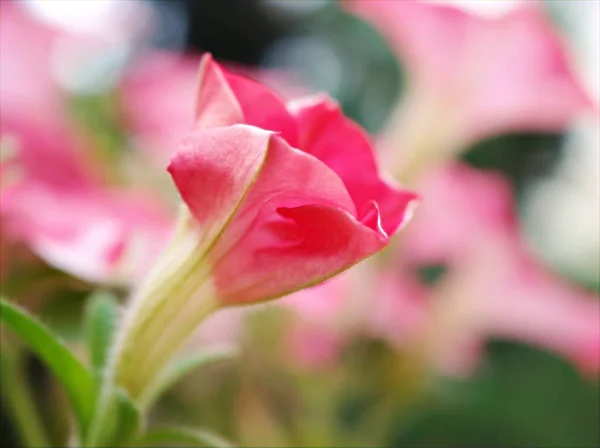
(113, 388), (142, 444)
(139, 347), (238, 410)
(84, 291), (119, 375)
(132, 426), (234, 447)
(0, 299), (97, 431)
(85, 385), (142, 447)
(0, 343), (50, 447)
(92, 387), (141, 446)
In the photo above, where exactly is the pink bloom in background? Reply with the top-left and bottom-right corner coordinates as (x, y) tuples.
(397, 163), (600, 376)
(402, 164), (516, 263)
(368, 270), (428, 348)
(168, 54), (417, 305)
(0, 120), (172, 284)
(288, 323), (344, 370)
(344, 0), (595, 174)
(119, 52), (310, 166)
(0, 3), (172, 284)
(0, 2), (63, 123)
(450, 235), (600, 375)
(118, 52), (200, 165)
(189, 306), (247, 351)
(283, 272), (355, 369)
(283, 265), (427, 369)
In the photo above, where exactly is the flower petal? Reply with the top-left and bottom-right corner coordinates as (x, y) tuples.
(223, 70), (299, 147)
(195, 54), (245, 129)
(214, 203), (387, 305)
(168, 125), (272, 249)
(211, 135), (381, 306)
(471, 240), (600, 374)
(2, 182), (171, 284)
(460, 5), (595, 139)
(169, 124), (387, 305)
(288, 94), (417, 235)
(403, 163), (516, 263)
(120, 53), (308, 164)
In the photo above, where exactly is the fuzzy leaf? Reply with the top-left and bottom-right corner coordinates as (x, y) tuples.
(84, 290), (119, 375)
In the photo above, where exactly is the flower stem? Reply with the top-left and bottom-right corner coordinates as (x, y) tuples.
(86, 211), (223, 446)
(108, 231), (219, 401)
(0, 342), (50, 447)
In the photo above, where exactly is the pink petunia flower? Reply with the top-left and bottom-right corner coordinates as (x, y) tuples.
(118, 52), (200, 166)
(109, 54), (417, 400)
(0, 2), (172, 284)
(344, 0), (595, 179)
(167, 54), (417, 305)
(398, 163), (600, 376)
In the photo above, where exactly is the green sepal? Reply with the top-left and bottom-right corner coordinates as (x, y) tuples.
(84, 290), (120, 375)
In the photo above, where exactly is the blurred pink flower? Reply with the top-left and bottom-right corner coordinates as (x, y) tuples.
(344, 0), (595, 175)
(283, 266), (430, 370)
(0, 3), (172, 284)
(368, 270), (428, 347)
(167, 55), (417, 306)
(402, 164), (516, 263)
(118, 52), (199, 165)
(282, 272), (356, 368)
(281, 259), (427, 370)
(0, 121), (172, 284)
(284, 274), (350, 330)
(287, 162), (599, 375)
(0, 1), (62, 122)
(398, 163), (600, 376)
(288, 323), (344, 370)
(190, 306), (247, 350)
(119, 52), (311, 165)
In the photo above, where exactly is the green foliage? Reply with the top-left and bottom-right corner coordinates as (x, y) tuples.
(416, 264), (449, 286)
(132, 426), (234, 447)
(41, 289), (89, 341)
(462, 133), (565, 196)
(277, 2), (404, 135)
(68, 92), (130, 164)
(0, 299), (97, 434)
(389, 341), (600, 448)
(95, 387), (142, 446)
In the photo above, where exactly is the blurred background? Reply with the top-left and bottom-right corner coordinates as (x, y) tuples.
(1, 0), (599, 447)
